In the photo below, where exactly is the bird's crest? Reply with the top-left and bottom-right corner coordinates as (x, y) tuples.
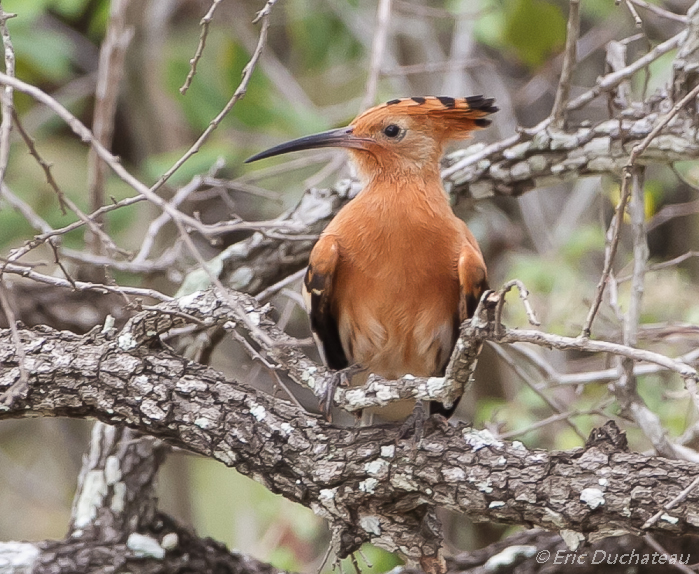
(354, 95), (498, 141)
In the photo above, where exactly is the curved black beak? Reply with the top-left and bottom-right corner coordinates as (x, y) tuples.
(245, 126), (368, 163)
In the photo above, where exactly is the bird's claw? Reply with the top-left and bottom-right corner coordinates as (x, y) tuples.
(319, 363), (364, 421)
(396, 402), (450, 447)
(395, 400), (428, 446)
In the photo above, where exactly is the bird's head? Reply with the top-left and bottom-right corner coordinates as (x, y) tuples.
(246, 96), (498, 180)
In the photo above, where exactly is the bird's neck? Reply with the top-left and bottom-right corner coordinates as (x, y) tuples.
(360, 167), (451, 212)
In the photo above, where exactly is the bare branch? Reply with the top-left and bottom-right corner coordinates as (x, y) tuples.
(86, 0), (133, 247)
(180, 0), (222, 95)
(359, 0), (393, 111)
(4, 323), (699, 552)
(550, 0), (580, 127)
(581, 81), (699, 337)
(0, 3), (15, 190)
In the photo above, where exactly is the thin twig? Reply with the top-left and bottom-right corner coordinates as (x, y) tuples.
(382, 58), (486, 76)
(201, 177), (283, 203)
(359, 0), (392, 111)
(442, 30), (688, 179)
(4, 192), (145, 267)
(497, 329), (698, 382)
(497, 405), (610, 440)
(1, 262), (172, 301)
(255, 268), (306, 302)
(132, 175), (203, 265)
(150, 1), (277, 196)
(491, 344), (587, 441)
(611, 168), (680, 460)
(61, 244), (181, 274)
(582, 81), (699, 337)
(11, 108), (126, 256)
(629, 0), (687, 23)
(493, 279), (540, 337)
(642, 535), (696, 574)
(0, 182), (52, 234)
(86, 0), (133, 251)
(268, 368), (305, 410)
(180, 0), (221, 94)
(622, 0), (644, 27)
(0, 1), (278, 244)
(643, 475), (699, 529)
(550, 0), (580, 127)
(0, 4), (16, 191)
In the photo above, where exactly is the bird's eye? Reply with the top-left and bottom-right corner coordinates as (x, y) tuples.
(383, 124), (401, 138)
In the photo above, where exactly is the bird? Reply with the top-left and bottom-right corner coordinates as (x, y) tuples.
(246, 95), (497, 423)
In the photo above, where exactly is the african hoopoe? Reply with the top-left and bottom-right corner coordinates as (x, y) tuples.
(247, 96), (497, 422)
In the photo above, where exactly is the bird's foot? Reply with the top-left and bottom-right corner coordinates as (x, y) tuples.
(396, 402), (451, 447)
(319, 363), (365, 421)
(395, 400), (428, 446)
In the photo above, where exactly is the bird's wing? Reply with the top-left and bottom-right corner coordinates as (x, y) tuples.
(457, 227), (489, 321)
(430, 228), (488, 419)
(302, 234), (349, 370)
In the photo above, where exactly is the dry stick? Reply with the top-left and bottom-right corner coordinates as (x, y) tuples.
(86, 0), (133, 252)
(149, 0), (277, 197)
(255, 267), (306, 302)
(132, 175), (203, 265)
(1, 261), (172, 301)
(567, 29), (687, 111)
(497, 328), (698, 381)
(10, 110), (126, 258)
(9, 194), (145, 263)
(491, 344), (588, 441)
(614, 168), (682, 460)
(497, 405), (610, 440)
(493, 279), (540, 337)
(0, 74), (210, 239)
(533, 347), (699, 387)
(648, 198), (699, 231)
(48, 240), (78, 290)
(0, 281), (27, 404)
(550, 0), (580, 127)
(61, 244), (181, 274)
(202, 177), (283, 202)
(382, 58), (486, 76)
(629, 0), (688, 23)
(645, 250), (699, 273)
(625, 169), (648, 349)
(359, 0), (393, 111)
(11, 110), (68, 214)
(180, 0), (222, 94)
(0, 183), (52, 234)
(0, 5), (15, 191)
(581, 81), (699, 338)
(643, 475), (699, 530)
(622, 0), (644, 27)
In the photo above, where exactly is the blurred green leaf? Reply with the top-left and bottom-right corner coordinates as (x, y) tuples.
(10, 20), (75, 82)
(502, 0), (566, 68)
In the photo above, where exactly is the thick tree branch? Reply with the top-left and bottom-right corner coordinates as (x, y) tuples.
(0, 512), (286, 574)
(3, 306), (699, 560)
